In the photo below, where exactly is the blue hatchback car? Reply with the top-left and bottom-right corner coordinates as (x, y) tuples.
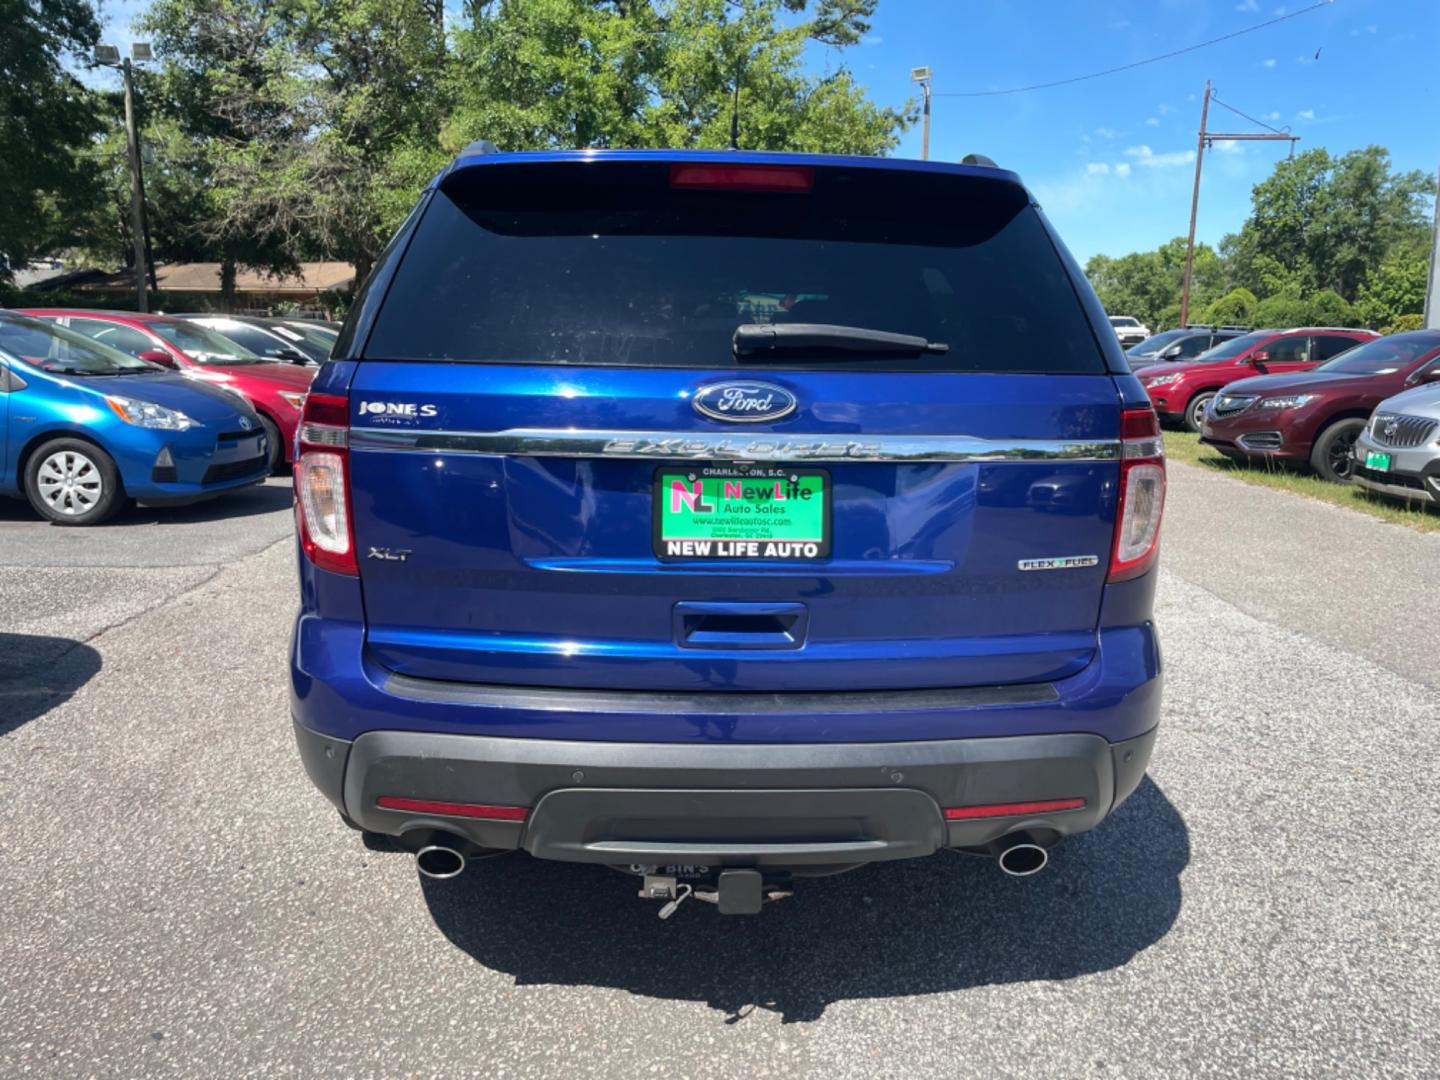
(290, 149), (1165, 910)
(0, 312), (270, 524)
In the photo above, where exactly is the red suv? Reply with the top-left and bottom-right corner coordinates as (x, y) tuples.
(1201, 331), (1440, 481)
(21, 309), (316, 471)
(1135, 327), (1379, 432)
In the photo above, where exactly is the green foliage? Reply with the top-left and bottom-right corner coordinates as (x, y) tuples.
(1382, 314), (1425, 335)
(1224, 146), (1431, 302)
(1084, 239), (1223, 330)
(1198, 287), (1257, 327)
(447, 0), (910, 156)
(0, 0), (106, 271)
(1305, 288), (1357, 327)
(1093, 145), (1434, 333)
(1356, 245), (1430, 331)
(117, 0), (906, 296)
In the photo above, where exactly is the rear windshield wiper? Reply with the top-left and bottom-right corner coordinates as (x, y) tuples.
(733, 323), (949, 359)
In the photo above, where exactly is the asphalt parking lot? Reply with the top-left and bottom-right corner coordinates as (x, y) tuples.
(3, 466), (1439, 1078)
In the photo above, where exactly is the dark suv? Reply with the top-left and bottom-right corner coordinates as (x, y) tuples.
(1126, 325), (1251, 370)
(289, 149), (1165, 913)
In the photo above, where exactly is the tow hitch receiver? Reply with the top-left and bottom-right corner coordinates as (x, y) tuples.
(639, 870), (787, 918)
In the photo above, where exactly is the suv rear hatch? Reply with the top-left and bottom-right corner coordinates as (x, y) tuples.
(345, 155), (1122, 693)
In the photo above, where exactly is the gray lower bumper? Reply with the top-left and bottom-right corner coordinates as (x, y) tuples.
(294, 720), (1157, 869)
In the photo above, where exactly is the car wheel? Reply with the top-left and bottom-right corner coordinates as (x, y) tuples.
(1184, 392), (1216, 434)
(1309, 418), (1367, 484)
(258, 414), (284, 474)
(24, 438), (124, 526)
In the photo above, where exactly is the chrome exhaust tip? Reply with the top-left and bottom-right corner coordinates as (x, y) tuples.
(415, 844), (467, 880)
(996, 841), (1049, 877)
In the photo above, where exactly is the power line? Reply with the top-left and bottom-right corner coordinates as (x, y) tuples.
(934, 0), (1335, 98)
(1208, 91), (1289, 136)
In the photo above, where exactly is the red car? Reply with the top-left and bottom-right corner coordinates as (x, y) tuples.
(20, 309), (316, 471)
(1201, 331), (1440, 481)
(1135, 327), (1379, 432)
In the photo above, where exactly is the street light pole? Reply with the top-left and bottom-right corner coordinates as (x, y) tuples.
(120, 56), (149, 313)
(910, 67), (933, 161)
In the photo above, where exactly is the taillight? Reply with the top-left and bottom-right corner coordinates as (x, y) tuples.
(669, 163), (814, 192)
(295, 392), (357, 575)
(1109, 407), (1166, 583)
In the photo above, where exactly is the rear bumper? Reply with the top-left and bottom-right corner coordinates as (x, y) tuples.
(295, 719), (1158, 867)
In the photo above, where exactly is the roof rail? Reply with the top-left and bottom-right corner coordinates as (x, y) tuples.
(960, 153), (998, 167)
(1184, 323), (1253, 331)
(461, 139), (499, 156)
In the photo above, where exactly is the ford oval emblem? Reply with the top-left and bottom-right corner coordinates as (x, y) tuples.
(692, 381), (797, 424)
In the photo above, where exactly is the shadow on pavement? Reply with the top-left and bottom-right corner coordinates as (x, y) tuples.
(416, 777), (1188, 1022)
(0, 633), (103, 736)
(0, 479), (291, 528)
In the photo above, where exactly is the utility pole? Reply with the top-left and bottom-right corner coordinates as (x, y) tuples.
(1180, 81), (1300, 326)
(97, 43), (154, 313)
(911, 67), (933, 160)
(1425, 164), (1440, 330)
(121, 57), (149, 312)
(1179, 82), (1211, 327)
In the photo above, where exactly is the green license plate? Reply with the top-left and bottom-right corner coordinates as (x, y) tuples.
(654, 465), (831, 561)
(1365, 451), (1391, 472)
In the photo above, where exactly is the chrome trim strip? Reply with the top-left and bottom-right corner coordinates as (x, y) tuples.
(348, 427), (1122, 463)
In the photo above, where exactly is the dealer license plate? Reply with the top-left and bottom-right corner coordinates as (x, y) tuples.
(653, 465), (831, 561)
(1365, 451), (1391, 472)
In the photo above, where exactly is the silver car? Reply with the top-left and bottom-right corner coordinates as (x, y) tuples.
(1353, 381), (1440, 504)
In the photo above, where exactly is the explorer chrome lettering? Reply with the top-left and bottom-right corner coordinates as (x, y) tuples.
(602, 437), (880, 459)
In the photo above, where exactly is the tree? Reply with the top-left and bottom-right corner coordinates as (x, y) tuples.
(447, 0), (911, 156)
(1199, 287), (1257, 327)
(0, 0), (105, 272)
(1356, 245), (1429, 330)
(1224, 146), (1431, 302)
(139, 0), (449, 289)
(1084, 238), (1223, 330)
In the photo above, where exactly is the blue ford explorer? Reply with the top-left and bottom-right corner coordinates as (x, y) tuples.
(290, 148), (1165, 913)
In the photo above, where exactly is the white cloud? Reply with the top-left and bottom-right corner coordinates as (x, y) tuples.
(1366, 24), (1378, 33)
(1114, 162), (1132, 178)
(861, 34), (882, 46)
(1214, 140), (1244, 154)
(1093, 127), (1121, 139)
(1295, 54), (1315, 64)
(1124, 145), (1196, 168)
(1157, 104), (1174, 116)
(1087, 162), (1111, 175)
(1297, 109), (1315, 120)
(1145, 117), (1160, 127)
(1236, 0), (1259, 11)
(1263, 57), (1277, 68)
(1264, 111), (1281, 121)
(1112, 18), (1131, 29)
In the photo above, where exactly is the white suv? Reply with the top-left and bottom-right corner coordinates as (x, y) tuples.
(1108, 315), (1150, 347)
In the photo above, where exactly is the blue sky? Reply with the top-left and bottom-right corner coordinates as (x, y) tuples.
(824, 0), (1438, 263)
(93, 0), (1436, 264)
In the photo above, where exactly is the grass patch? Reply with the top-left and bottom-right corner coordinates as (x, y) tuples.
(1164, 430), (1440, 534)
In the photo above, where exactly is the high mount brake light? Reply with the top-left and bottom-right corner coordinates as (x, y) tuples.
(1109, 407), (1166, 583)
(669, 163), (815, 193)
(295, 392), (357, 576)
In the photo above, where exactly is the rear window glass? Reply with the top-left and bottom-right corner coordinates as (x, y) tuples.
(364, 161), (1106, 374)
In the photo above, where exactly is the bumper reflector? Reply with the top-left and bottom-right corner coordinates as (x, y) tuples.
(944, 797), (1086, 821)
(376, 796), (529, 821)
